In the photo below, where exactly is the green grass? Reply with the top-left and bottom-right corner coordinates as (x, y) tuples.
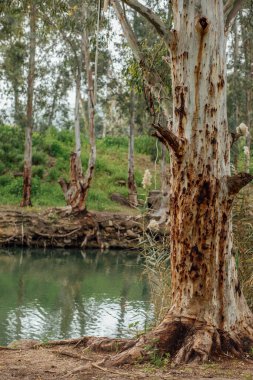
(0, 125), (161, 211)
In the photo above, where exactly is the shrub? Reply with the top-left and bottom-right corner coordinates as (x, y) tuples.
(6, 177), (23, 197)
(101, 136), (128, 149)
(0, 174), (12, 186)
(44, 141), (64, 157)
(0, 162), (5, 175)
(47, 167), (60, 182)
(33, 151), (47, 166)
(32, 166), (44, 179)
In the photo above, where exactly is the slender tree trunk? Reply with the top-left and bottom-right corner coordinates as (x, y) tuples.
(74, 68), (82, 177)
(111, 0), (253, 364)
(82, 26), (96, 208)
(232, 19), (239, 173)
(240, 14), (252, 174)
(48, 74), (61, 127)
(102, 119), (107, 138)
(128, 91), (138, 207)
(13, 89), (22, 126)
(20, 1), (36, 207)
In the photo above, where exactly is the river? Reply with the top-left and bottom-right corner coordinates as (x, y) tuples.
(0, 248), (153, 346)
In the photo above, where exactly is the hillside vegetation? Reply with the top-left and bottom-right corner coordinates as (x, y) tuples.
(0, 125), (162, 211)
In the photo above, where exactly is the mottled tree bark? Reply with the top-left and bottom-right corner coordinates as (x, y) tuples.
(21, 1), (36, 207)
(111, 0), (253, 364)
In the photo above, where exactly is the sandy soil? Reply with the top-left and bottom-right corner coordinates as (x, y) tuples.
(0, 343), (252, 380)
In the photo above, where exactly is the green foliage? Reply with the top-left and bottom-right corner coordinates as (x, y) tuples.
(144, 341), (170, 368)
(5, 177), (23, 197)
(32, 166), (44, 179)
(0, 174), (12, 186)
(0, 162), (5, 175)
(32, 151), (47, 166)
(47, 167), (61, 182)
(0, 125), (158, 211)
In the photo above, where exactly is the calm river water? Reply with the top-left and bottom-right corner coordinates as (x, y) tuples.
(0, 248), (153, 346)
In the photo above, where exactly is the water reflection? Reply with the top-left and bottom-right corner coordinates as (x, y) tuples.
(0, 248), (153, 346)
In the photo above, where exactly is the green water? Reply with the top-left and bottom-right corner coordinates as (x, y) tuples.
(0, 248), (153, 346)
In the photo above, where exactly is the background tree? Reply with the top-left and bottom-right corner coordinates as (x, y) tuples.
(20, 0), (37, 207)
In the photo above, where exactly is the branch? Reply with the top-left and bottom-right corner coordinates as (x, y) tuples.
(230, 132), (241, 146)
(111, 0), (142, 62)
(225, 0), (245, 30)
(112, 0), (171, 119)
(224, 0), (234, 14)
(151, 123), (186, 158)
(121, 0), (173, 45)
(227, 173), (253, 195)
(58, 179), (70, 201)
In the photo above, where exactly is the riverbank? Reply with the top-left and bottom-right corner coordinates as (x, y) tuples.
(0, 339), (252, 379)
(0, 206), (167, 249)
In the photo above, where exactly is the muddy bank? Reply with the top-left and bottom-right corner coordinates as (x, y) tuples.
(0, 207), (168, 249)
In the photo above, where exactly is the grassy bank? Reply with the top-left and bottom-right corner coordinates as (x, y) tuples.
(0, 125), (163, 211)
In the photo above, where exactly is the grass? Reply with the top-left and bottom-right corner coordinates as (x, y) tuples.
(0, 125), (164, 212)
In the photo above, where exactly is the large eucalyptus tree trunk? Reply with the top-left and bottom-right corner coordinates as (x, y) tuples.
(20, 1), (36, 207)
(111, 0), (253, 364)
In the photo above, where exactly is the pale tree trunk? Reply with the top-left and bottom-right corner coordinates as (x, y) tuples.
(232, 19), (239, 173)
(59, 5), (98, 211)
(82, 26), (96, 208)
(21, 1), (36, 207)
(240, 13), (252, 174)
(102, 119), (107, 138)
(128, 91), (138, 207)
(110, 0), (253, 364)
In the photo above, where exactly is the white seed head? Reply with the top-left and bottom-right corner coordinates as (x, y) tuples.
(243, 146), (250, 157)
(142, 169), (152, 189)
(147, 219), (159, 232)
(236, 123), (249, 136)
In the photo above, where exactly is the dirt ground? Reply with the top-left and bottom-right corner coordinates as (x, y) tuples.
(0, 342), (253, 380)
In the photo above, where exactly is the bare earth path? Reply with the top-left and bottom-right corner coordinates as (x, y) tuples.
(0, 343), (252, 380)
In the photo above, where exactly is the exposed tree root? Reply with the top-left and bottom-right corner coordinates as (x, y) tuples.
(96, 318), (253, 366)
(39, 318), (253, 366)
(37, 336), (137, 353)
